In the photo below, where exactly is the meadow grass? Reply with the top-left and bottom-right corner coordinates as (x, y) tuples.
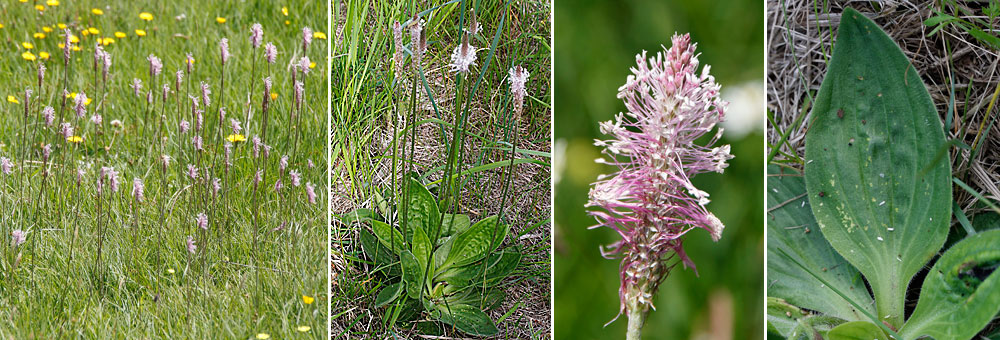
(0, 1), (327, 338)
(331, 0), (551, 338)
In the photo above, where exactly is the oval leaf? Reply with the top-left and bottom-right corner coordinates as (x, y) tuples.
(406, 178), (441, 244)
(360, 228), (400, 276)
(412, 224), (433, 273)
(828, 321), (887, 340)
(400, 250), (424, 299)
(804, 7), (950, 325)
(767, 165), (873, 321)
(440, 214), (472, 239)
(374, 282), (403, 307)
(441, 216), (502, 270)
(432, 303), (499, 336)
(371, 220), (405, 255)
(899, 229), (1000, 340)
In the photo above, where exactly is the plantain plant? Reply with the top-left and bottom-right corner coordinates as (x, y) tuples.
(353, 177), (519, 336)
(767, 8), (1000, 340)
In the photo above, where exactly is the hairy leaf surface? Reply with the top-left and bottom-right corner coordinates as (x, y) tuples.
(767, 165), (872, 321)
(804, 7), (950, 325)
(900, 230), (1000, 340)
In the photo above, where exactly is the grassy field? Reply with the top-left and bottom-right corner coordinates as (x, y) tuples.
(331, 0), (551, 338)
(0, 1), (327, 338)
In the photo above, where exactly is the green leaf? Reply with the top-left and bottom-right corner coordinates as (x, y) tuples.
(359, 228), (400, 276)
(431, 303), (499, 336)
(412, 225), (433, 273)
(828, 321), (887, 340)
(481, 251), (520, 286)
(899, 230), (1000, 340)
(433, 235), (454, 271)
(766, 165), (873, 321)
(923, 13), (957, 27)
(767, 297), (845, 339)
(440, 214), (472, 239)
(440, 216), (505, 271)
(374, 282), (403, 307)
(371, 220), (405, 255)
(400, 250), (424, 299)
(766, 297), (807, 337)
(438, 251), (503, 288)
(406, 178), (441, 244)
(804, 7), (951, 327)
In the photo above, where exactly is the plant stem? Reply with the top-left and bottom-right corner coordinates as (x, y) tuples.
(626, 297), (645, 340)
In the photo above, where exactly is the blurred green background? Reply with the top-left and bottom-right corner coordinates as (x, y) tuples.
(553, 0), (765, 339)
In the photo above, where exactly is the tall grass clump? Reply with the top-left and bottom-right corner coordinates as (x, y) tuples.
(0, 2), (326, 338)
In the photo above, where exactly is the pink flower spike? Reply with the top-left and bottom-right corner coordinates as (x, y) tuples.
(196, 213), (208, 230)
(11, 229), (26, 248)
(587, 33), (732, 319)
(186, 235), (197, 254)
(250, 23), (263, 49)
(264, 43), (277, 64)
(42, 106), (55, 126)
(305, 182), (317, 205)
(302, 26), (312, 51)
(220, 38), (230, 65)
(1, 158), (14, 176)
(133, 177), (145, 202)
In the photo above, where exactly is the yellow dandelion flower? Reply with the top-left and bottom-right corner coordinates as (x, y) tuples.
(284, 20), (290, 25)
(85, 98), (93, 106)
(139, 12), (153, 21)
(21, 52), (36, 61)
(255, 334), (270, 340)
(270, 93), (278, 100)
(81, 30), (90, 36)
(22, 42), (34, 49)
(33, 32), (45, 39)
(114, 31), (126, 39)
(35, 4), (45, 11)
(88, 27), (99, 35)
(19, 0), (27, 3)
(226, 134), (247, 143)
(309, 62), (316, 69)
(7, 96), (19, 104)
(135, 29), (146, 37)
(281, 7), (288, 16)
(101, 37), (114, 46)
(39, 52), (50, 60)
(296, 326), (311, 332)
(66, 136), (83, 143)
(72, 45), (81, 51)
(91, 8), (103, 15)
(42, 26), (52, 33)
(66, 92), (77, 99)
(302, 295), (314, 304)
(57, 23), (67, 29)
(46, 0), (59, 6)
(0, 24), (4, 29)
(216, 17), (226, 24)
(69, 35), (80, 43)
(313, 31), (327, 40)
(57, 43), (64, 49)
